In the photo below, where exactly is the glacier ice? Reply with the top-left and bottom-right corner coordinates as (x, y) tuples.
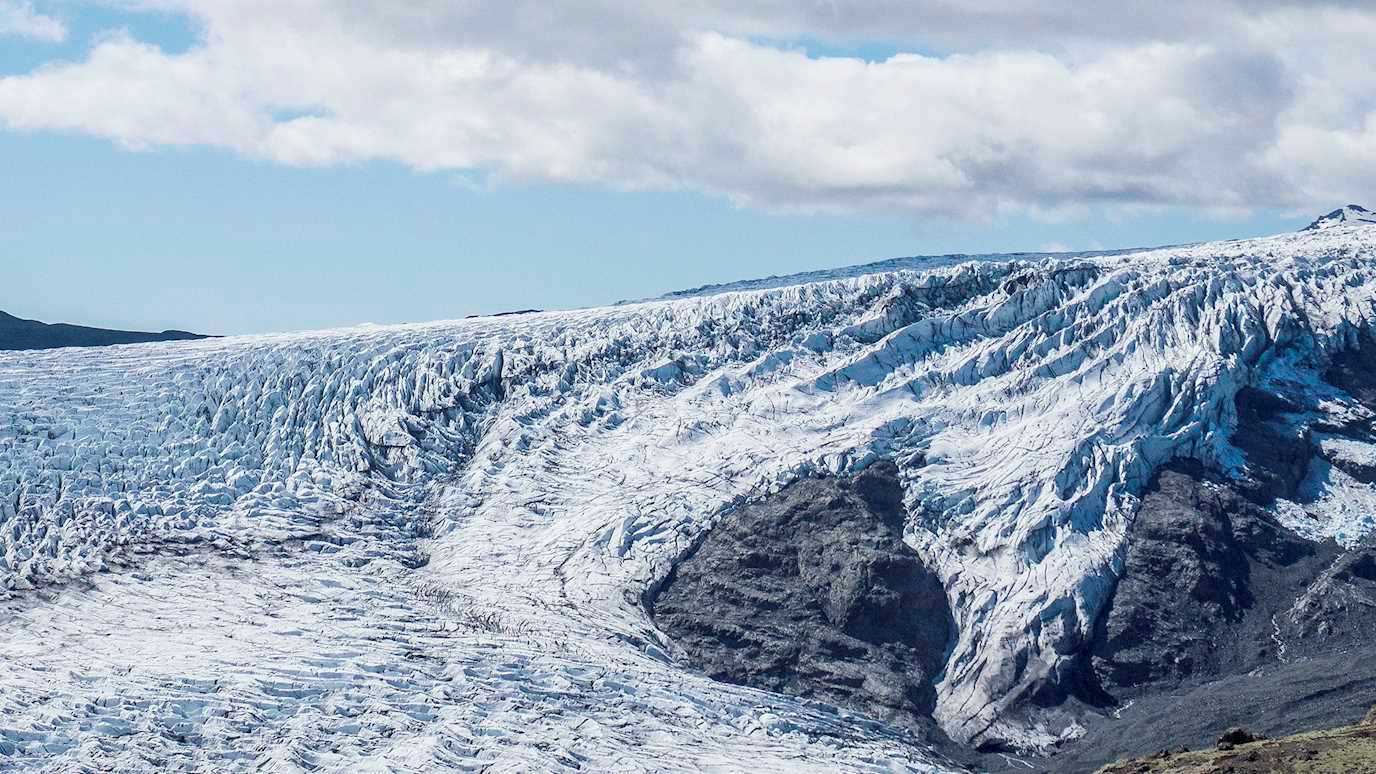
(3, 223), (1376, 768)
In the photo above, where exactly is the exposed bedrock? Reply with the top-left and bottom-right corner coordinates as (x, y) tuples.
(650, 461), (955, 737)
(1326, 331), (1376, 413)
(1090, 460), (1340, 694)
(1229, 386), (1312, 505)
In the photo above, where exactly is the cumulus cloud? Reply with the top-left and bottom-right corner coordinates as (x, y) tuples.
(0, 0), (66, 41)
(0, 1), (1373, 216)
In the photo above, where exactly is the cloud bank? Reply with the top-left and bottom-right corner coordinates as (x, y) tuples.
(1, 1), (1373, 217)
(0, 0), (65, 41)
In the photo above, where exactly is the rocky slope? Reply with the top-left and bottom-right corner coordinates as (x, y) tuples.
(652, 462), (955, 740)
(2, 215), (1376, 770)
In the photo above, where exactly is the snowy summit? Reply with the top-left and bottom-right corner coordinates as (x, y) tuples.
(1303, 203), (1376, 231)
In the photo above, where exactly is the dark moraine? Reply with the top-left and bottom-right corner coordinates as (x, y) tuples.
(651, 461), (955, 738)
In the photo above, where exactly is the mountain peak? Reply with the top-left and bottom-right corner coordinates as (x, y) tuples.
(1303, 204), (1376, 231)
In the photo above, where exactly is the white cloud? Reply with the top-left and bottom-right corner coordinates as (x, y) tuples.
(1, 1), (1373, 217)
(0, 0), (66, 41)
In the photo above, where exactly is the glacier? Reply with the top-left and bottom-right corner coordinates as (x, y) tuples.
(3, 222), (1376, 770)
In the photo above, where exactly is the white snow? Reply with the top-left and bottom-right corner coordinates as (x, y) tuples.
(1316, 432), (1376, 471)
(1274, 457), (1376, 546)
(3, 221), (1376, 768)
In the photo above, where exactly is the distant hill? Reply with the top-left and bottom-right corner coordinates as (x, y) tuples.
(0, 310), (209, 351)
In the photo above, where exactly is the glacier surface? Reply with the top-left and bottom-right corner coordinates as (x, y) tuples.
(3, 223), (1376, 769)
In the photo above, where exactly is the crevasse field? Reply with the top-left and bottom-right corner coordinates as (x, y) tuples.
(3, 223), (1376, 771)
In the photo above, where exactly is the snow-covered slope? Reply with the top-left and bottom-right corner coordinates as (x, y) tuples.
(4, 221), (1376, 769)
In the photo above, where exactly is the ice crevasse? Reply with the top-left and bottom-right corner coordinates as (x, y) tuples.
(2, 224), (1376, 760)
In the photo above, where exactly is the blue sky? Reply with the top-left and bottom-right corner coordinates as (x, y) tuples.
(0, 2), (1357, 335)
(1, 131), (1303, 335)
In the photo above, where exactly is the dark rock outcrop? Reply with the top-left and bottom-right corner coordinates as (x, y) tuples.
(651, 461), (953, 734)
(1090, 461), (1339, 693)
(1216, 727), (1262, 749)
(0, 310), (207, 351)
(1285, 535), (1376, 647)
(1326, 333), (1376, 413)
(1230, 387), (1311, 505)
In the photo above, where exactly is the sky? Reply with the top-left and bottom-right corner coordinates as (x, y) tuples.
(2, 2), (1373, 335)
